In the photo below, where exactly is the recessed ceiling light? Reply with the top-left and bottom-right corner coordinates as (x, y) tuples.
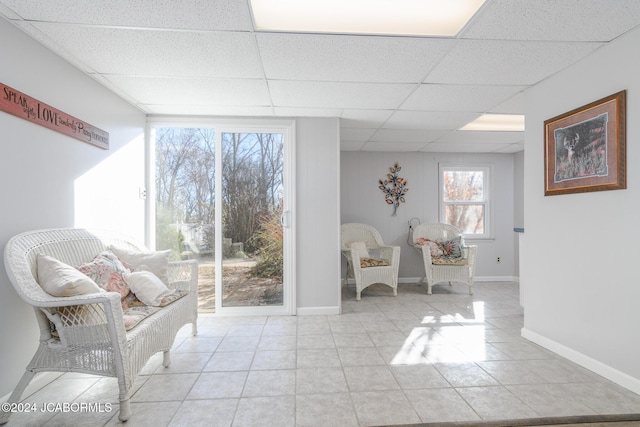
(461, 114), (525, 131)
(250, 0), (487, 37)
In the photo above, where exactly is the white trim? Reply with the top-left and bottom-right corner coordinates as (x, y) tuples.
(297, 306), (340, 316)
(342, 276), (519, 285)
(1, 372), (63, 404)
(438, 163), (493, 239)
(522, 328), (640, 395)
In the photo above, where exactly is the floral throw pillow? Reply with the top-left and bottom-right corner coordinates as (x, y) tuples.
(439, 236), (463, 258)
(415, 238), (444, 258)
(77, 251), (130, 300)
(416, 236), (463, 260)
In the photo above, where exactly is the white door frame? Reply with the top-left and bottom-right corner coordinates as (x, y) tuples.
(146, 117), (296, 316)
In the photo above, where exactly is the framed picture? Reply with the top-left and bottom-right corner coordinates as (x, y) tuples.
(544, 90), (626, 196)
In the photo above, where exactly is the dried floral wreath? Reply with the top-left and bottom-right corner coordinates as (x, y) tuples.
(378, 162), (408, 216)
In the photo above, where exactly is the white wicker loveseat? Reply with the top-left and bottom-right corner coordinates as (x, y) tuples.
(341, 223), (400, 300)
(412, 223), (477, 295)
(1, 228), (198, 423)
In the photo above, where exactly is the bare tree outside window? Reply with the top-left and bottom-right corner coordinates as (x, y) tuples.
(442, 169), (488, 235)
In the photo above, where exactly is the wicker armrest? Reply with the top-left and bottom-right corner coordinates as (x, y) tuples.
(167, 259), (198, 293)
(378, 245), (400, 263)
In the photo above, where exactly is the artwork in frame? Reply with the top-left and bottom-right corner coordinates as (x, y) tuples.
(544, 90), (626, 196)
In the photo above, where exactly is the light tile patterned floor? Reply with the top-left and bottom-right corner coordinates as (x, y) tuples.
(5, 282), (640, 426)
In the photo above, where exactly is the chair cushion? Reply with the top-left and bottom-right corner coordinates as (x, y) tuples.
(122, 290), (188, 330)
(432, 257), (468, 265)
(36, 254), (104, 297)
(349, 241), (371, 258)
(360, 258), (390, 268)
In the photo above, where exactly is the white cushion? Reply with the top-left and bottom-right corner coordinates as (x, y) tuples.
(36, 253), (103, 297)
(110, 246), (171, 285)
(348, 241), (370, 258)
(123, 270), (173, 306)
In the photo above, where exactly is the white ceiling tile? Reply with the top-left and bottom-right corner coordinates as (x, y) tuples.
(425, 39), (602, 85)
(488, 92), (525, 114)
(273, 107), (342, 117)
(433, 130), (524, 144)
(340, 141), (367, 151)
(104, 76), (271, 106)
(464, 0), (640, 42)
(362, 142), (427, 152)
(340, 128), (377, 141)
(0, 0), (253, 30)
(340, 110), (394, 128)
(21, 23), (264, 78)
(401, 84), (525, 112)
(144, 105), (275, 116)
(269, 81), (414, 109)
(257, 33), (456, 83)
(422, 142), (509, 153)
(371, 129), (448, 143)
(494, 143), (525, 153)
(385, 111), (480, 130)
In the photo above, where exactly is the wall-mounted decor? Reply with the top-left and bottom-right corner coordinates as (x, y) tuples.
(544, 90), (626, 196)
(378, 162), (408, 216)
(1, 82), (109, 149)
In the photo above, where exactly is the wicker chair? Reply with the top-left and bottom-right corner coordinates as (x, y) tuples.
(340, 223), (400, 300)
(1, 228), (198, 423)
(412, 223), (477, 295)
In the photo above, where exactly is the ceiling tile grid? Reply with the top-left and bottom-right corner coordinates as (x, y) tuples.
(1, 0), (640, 152)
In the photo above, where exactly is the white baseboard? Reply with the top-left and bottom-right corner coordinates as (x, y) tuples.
(297, 306), (340, 316)
(1, 372), (63, 404)
(522, 328), (640, 395)
(343, 276), (519, 285)
(474, 276), (519, 282)
(400, 276), (520, 283)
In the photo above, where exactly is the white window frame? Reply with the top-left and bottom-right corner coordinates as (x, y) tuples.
(438, 164), (492, 239)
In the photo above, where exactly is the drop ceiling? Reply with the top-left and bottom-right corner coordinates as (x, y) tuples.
(1, 0), (639, 153)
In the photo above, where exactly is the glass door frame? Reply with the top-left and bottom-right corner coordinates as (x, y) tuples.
(146, 117), (296, 317)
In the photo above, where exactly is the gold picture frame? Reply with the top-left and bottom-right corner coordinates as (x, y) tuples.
(544, 90), (626, 196)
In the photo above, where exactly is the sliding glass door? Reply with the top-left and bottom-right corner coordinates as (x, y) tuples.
(150, 120), (295, 316)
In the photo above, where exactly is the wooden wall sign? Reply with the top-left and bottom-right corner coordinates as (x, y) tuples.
(1, 82), (109, 149)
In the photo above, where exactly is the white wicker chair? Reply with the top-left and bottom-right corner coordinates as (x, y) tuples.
(1, 228), (198, 423)
(412, 223), (477, 295)
(340, 223), (400, 300)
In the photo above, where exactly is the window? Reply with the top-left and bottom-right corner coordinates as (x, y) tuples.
(439, 165), (491, 237)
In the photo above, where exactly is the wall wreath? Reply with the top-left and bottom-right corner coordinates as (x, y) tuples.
(378, 162), (408, 216)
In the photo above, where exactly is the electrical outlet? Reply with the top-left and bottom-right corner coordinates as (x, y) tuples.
(496, 256), (501, 264)
(138, 187), (147, 200)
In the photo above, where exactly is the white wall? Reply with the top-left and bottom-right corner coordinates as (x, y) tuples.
(0, 18), (146, 397)
(522, 26), (640, 392)
(296, 118), (342, 314)
(513, 150), (525, 276)
(340, 151), (517, 281)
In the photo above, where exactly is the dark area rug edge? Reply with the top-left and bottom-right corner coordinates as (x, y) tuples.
(380, 413), (640, 427)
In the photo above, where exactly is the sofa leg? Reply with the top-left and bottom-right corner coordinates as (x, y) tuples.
(118, 398), (131, 421)
(163, 351), (171, 368)
(191, 321), (198, 336)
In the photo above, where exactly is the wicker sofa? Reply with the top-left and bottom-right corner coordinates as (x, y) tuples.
(1, 228), (198, 423)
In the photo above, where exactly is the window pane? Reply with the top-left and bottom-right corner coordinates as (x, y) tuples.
(445, 204), (485, 234)
(443, 171), (484, 201)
